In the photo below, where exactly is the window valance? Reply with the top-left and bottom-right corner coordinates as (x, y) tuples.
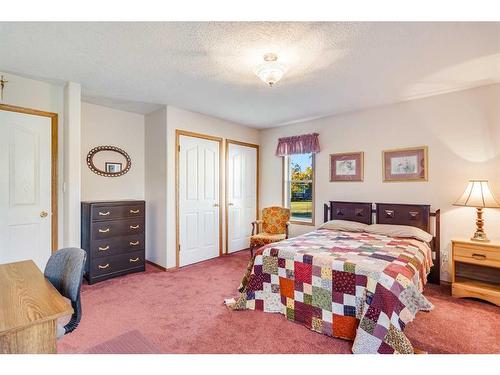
(275, 133), (320, 156)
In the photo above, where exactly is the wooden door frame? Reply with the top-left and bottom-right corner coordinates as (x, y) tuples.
(0, 103), (59, 251)
(175, 129), (223, 268)
(225, 139), (260, 254)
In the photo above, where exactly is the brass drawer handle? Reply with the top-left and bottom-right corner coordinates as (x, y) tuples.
(99, 211), (110, 216)
(129, 257), (140, 263)
(130, 209), (140, 214)
(130, 241), (139, 246)
(99, 228), (110, 233)
(130, 225), (140, 229)
(472, 253), (486, 260)
(98, 263), (110, 269)
(98, 245), (110, 251)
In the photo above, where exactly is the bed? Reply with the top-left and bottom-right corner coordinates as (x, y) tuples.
(227, 201), (441, 354)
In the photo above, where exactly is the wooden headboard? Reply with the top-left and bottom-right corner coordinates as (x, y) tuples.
(324, 201), (373, 225)
(376, 203), (430, 232)
(323, 201), (441, 285)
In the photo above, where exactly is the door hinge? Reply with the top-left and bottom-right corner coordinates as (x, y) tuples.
(178, 145), (180, 152)
(178, 244), (181, 252)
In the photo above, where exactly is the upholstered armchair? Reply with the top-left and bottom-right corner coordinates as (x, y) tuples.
(249, 206), (291, 257)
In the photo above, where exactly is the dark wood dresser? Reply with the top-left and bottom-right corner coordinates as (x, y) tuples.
(81, 200), (145, 284)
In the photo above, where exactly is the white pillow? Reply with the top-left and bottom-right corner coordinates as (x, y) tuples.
(319, 220), (369, 232)
(365, 224), (433, 243)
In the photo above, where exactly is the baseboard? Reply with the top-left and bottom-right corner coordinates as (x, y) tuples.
(146, 260), (167, 271)
(225, 247), (249, 255)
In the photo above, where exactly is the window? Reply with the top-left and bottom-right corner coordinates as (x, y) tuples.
(283, 153), (314, 224)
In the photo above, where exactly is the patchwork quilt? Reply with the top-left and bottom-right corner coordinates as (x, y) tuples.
(227, 228), (434, 354)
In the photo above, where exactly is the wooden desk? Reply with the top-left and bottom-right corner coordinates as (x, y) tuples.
(0, 260), (73, 353)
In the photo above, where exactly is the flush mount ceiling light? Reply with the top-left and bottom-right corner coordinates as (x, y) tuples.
(254, 53), (286, 87)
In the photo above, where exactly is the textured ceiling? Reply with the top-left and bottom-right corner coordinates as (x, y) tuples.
(0, 22), (499, 128)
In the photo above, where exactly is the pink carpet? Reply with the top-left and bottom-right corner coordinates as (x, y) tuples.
(58, 251), (500, 354)
(84, 330), (160, 354)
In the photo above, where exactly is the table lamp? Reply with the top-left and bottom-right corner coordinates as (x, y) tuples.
(453, 180), (500, 242)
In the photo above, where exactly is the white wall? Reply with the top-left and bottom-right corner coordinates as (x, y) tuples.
(0, 72), (69, 249)
(259, 84), (500, 281)
(165, 106), (260, 267)
(81, 102), (145, 201)
(145, 107), (168, 267)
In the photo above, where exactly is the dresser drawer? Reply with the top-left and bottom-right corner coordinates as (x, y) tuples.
(91, 204), (144, 222)
(90, 250), (145, 278)
(92, 218), (144, 240)
(91, 234), (145, 258)
(454, 244), (500, 268)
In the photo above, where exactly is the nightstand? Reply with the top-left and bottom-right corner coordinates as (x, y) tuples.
(451, 239), (500, 306)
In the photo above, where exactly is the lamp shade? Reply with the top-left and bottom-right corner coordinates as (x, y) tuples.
(453, 180), (500, 208)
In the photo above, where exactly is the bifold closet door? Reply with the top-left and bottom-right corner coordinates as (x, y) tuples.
(0, 110), (52, 270)
(227, 143), (257, 253)
(178, 135), (220, 266)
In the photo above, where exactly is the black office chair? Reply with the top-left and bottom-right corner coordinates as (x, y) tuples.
(44, 247), (86, 338)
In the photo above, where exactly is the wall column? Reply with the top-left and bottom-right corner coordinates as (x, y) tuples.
(63, 82), (81, 247)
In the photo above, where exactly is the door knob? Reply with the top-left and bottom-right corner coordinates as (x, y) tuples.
(40, 211), (48, 218)
(213, 203), (220, 207)
(228, 203), (234, 206)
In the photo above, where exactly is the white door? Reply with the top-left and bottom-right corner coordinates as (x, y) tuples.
(179, 135), (220, 266)
(227, 143), (257, 253)
(0, 110), (52, 270)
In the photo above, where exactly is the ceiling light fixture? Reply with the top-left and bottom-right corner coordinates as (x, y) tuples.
(254, 53), (286, 87)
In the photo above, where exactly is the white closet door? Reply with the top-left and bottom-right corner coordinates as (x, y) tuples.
(0, 110), (52, 270)
(227, 143), (257, 253)
(179, 135), (220, 266)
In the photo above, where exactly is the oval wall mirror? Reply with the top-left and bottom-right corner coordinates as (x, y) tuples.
(86, 145), (132, 177)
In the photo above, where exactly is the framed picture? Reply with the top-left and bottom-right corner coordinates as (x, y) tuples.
(330, 152), (364, 182)
(105, 162), (123, 174)
(382, 146), (428, 182)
